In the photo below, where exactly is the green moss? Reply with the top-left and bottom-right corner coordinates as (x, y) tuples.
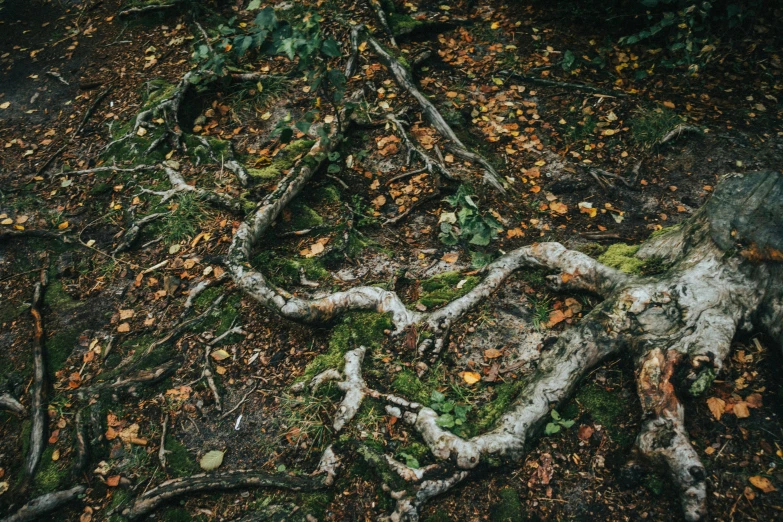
(388, 12), (426, 35)
(630, 107), (687, 149)
(474, 381), (524, 433)
(392, 370), (428, 404)
(252, 252), (329, 287)
(597, 243), (644, 274)
(44, 281), (79, 310)
(46, 325), (80, 375)
(689, 368), (716, 396)
(165, 435), (198, 477)
(418, 271), (480, 309)
(649, 223), (682, 240)
(249, 139), (315, 180)
(574, 384), (634, 448)
(299, 312), (391, 383)
(320, 185), (341, 204)
(34, 447), (66, 494)
(90, 182), (112, 196)
(576, 242), (607, 258)
(490, 487), (524, 522)
(643, 474), (665, 496)
(160, 507), (193, 522)
(289, 202), (323, 230)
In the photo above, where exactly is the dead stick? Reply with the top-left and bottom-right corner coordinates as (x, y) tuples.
(25, 269), (48, 477)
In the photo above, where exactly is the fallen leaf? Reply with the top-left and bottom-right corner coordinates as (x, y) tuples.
(106, 475), (121, 487)
(733, 401), (750, 418)
(706, 397), (725, 421)
(546, 309), (566, 328)
(484, 348), (503, 359)
(310, 242), (325, 255)
(119, 309), (134, 320)
(461, 371), (481, 385)
(215, 365), (226, 375)
(749, 476), (776, 493)
(372, 195), (386, 208)
(441, 252), (458, 263)
(52, 449), (60, 461)
(549, 201), (568, 214)
(0, 102), (9, 109)
(746, 393), (763, 408)
(577, 425), (594, 441)
(16, 215), (29, 224)
(200, 450), (224, 471)
(211, 349), (230, 361)
(117, 323), (130, 333)
(58, 221), (69, 230)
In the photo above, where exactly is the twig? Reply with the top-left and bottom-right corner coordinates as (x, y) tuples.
(158, 416), (169, 470)
(499, 71), (628, 97)
(118, 0), (181, 17)
(25, 268), (48, 477)
(220, 383), (258, 419)
(74, 84), (114, 136)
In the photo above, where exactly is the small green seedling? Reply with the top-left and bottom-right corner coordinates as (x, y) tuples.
(544, 409), (574, 435)
(431, 391), (471, 429)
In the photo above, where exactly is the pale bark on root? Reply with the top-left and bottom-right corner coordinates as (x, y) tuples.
(113, 211), (168, 254)
(123, 471), (327, 520)
(1, 485), (86, 522)
(25, 273), (47, 477)
(142, 165), (242, 213)
(192, 135), (251, 186)
(0, 394), (26, 416)
(368, 0), (398, 48)
(118, 1), (181, 17)
(347, 27), (507, 192)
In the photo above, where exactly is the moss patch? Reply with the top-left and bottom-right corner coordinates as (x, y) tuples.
(490, 487), (524, 522)
(474, 381), (524, 433)
(418, 271), (479, 309)
(34, 447), (66, 494)
(288, 202), (323, 230)
(46, 325), (80, 376)
(298, 312), (391, 383)
(597, 243), (644, 274)
(165, 435), (198, 477)
(249, 139), (315, 180)
(252, 252), (329, 287)
(574, 384), (635, 448)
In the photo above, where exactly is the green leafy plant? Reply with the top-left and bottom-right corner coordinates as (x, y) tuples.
(398, 452), (420, 469)
(431, 391), (471, 430)
(438, 185), (502, 247)
(544, 409), (575, 435)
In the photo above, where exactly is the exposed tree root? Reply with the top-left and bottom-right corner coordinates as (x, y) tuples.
(499, 70), (629, 97)
(141, 165), (242, 213)
(367, 0), (397, 48)
(192, 135), (251, 186)
(0, 394), (26, 416)
(113, 211), (168, 254)
(1, 485), (86, 522)
(123, 471), (328, 520)
(24, 271), (47, 478)
(347, 27), (507, 192)
(118, 1), (182, 18)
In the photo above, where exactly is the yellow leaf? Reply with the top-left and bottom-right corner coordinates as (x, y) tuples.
(211, 349), (231, 361)
(446, 91), (458, 98)
(749, 476), (776, 493)
(136, 127), (147, 137)
(706, 397), (725, 421)
(215, 365), (227, 375)
(1, 218), (12, 225)
(0, 102), (10, 109)
(491, 22), (500, 29)
(549, 202), (568, 214)
(441, 252), (458, 263)
(484, 348), (503, 359)
(733, 401), (750, 418)
(462, 371), (481, 385)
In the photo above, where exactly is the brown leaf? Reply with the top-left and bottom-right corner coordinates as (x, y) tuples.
(546, 309), (566, 328)
(745, 393), (763, 408)
(706, 397), (725, 421)
(484, 348), (503, 359)
(119, 309), (134, 320)
(106, 475), (121, 487)
(749, 476), (776, 493)
(117, 323), (130, 333)
(577, 425), (594, 441)
(733, 401), (750, 418)
(549, 201), (568, 214)
(441, 252), (458, 263)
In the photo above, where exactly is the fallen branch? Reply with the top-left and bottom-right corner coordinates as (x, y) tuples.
(499, 71), (628, 97)
(141, 165), (242, 213)
(25, 270), (47, 477)
(123, 470), (326, 520)
(118, 0), (181, 17)
(2, 485), (86, 522)
(113, 212), (169, 254)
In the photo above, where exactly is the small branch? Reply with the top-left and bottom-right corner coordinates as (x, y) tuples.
(72, 408), (89, 476)
(367, 0), (397, 48)
(220, 383), (258, 420)
(182, 273), (229, 318)
(25, 270), (47, 477)
(658, 124), (702, 146)
(499, 71), (628, 97)
(113, 212), (168, 255)
(118, 0), (181, 17)
(74, 84), (113, 136)
(2, 486), (86, 522)
(158, 416), (169, 470)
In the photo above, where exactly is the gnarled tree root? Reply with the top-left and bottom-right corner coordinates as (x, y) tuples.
(24, 272), (47, 478)
(123, 470), (328, 520)
(2, 486), (86, 522)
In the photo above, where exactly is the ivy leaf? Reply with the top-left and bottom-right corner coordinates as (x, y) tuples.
(254, 7), (278, 30)
(278, 38), (298, 60)
(327, 163), (341, 174)
(295, 120), (312, 133)
(436, 414), (455, 428)
(321, 38), (341, 57)
(562, 50), (576, 71)
(550, 410), (561, 421)
(560, 419), (575, 429)
(430, 391), (445, 404)
(247, 0), (261, 10)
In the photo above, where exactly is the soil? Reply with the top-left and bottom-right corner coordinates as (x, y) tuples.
(1, 0), (782, 521)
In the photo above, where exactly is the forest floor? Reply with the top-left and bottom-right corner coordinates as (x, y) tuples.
(1, 0), (782, 521)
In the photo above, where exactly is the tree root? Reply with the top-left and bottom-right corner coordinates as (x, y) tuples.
(2, 485), (86, 522)
(118, 1), (182, 18)
(0, 394), (26, 416)
(123, 470), (327, 520)
(498, 71), (629, 97)
(367, 0), (397, 48)
(25, 271), (47, 478)
(141, 165), (242, 213)
(192, 135), (251, 186)
(113, 211), (168, 254)
(348, 27), (507, 192)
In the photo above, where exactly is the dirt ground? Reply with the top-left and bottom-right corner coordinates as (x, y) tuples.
(1, 0), (782, 521)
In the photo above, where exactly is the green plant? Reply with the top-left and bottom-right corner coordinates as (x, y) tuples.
(439, 185), (502, 246)
(526, 294), (552, 330)
(544, 409), (574, 435)
(430, 391), (471, 430)
(629, 107), (685, 149)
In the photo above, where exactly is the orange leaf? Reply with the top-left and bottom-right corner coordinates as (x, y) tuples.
(461, 371), (481, 385)
(749, 476), (776, 493)
(706, 397), (725, 421)
(733, 401), (750, 418)
(484, 348), (503, 359)
(106, 475), (121, 487)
